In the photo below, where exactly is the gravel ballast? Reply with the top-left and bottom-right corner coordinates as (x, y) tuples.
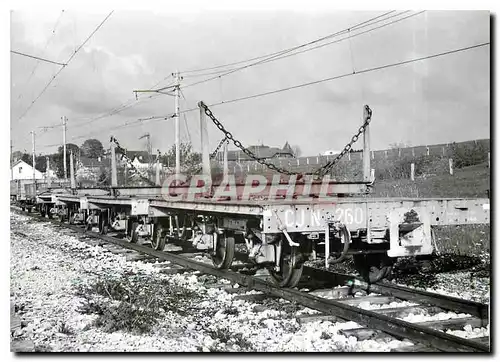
(9, 212), (487, 352)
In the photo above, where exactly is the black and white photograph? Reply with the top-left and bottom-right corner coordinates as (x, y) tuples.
(8, 3), (491, 353)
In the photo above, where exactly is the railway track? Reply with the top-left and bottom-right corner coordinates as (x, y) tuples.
(11, 207), (490, 352)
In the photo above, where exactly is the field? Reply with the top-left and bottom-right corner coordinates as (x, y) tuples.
(371, 163), (490, 198)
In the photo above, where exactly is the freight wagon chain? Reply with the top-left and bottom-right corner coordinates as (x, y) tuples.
(110, 136), (156, 186)
(210, 137), (228, 160)
(199, 102), (372, 178)
(11, 207), (490, 352)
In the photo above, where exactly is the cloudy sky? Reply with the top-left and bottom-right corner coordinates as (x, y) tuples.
(10, 9), (490, 156)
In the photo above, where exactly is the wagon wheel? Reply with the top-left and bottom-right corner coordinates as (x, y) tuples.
(46, 205), (53, 219)
(127, 222), (139, 243)
(212, 234), (235, 270)
(268, 246), (303, 288)
(152, 224), (166, 251)
(353, 253), (394, 284)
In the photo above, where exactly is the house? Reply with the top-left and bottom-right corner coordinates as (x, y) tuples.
(11, 160), (44, 180)
(76, 156), (111, 181)
(115, 150), (157, 169)
(217, 142), (295, 162)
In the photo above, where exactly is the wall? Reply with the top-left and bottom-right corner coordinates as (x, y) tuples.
(11, 161), (44, 180)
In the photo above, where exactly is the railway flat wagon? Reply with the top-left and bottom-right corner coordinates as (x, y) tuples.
(11, 179), (71, 213)
(24, 104), (492, 288)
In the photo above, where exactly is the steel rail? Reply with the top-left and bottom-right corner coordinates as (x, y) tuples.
(11, 207), (489, 352)
(302, 267), (490, 322)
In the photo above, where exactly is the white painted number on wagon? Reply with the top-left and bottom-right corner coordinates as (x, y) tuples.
(335, 208), (363, 224)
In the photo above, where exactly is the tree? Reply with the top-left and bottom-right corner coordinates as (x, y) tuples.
(160, 143), (202, 176)
(58, 143), (80, 156)
(81, 139), (104, 159)
(291, 145), (302, 157)
(20, 153), (32, 165)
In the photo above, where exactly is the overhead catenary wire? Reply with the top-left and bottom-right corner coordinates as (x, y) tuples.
(179, 11), (396, 75)
(10, 50), (67, 66)
(15, 10), (65, 103)
(204, 42), (490, 108)
(139, 41), (489, 122)
(180, 11), (410, 90)
(69, 10), (420, 133)
(16, 11), (114, 123)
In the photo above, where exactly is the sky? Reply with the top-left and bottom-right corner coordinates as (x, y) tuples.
(9, 9), (490, 157)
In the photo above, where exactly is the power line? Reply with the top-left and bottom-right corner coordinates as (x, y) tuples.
(180, 11), (397, 75)
(37, 42), (490, 148)
(181, 11), (415, 90)
(16, 11), (114, 123)
(204, 42), (490, 108)
(238, 11), (425, 75)
(10, 50), (67, 66)
(16, 10), (65, 103)
(62, 74), (175, 132)
(138, 40), (488, 122)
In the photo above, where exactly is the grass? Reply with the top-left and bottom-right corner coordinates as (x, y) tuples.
(76, 274), (201, 334)
(371, 163), (490, 198)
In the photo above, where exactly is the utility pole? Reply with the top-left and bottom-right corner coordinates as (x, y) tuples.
(139, 133), (152, 179)
(10, 140), (13, 180)
(70, 150), (76, 189)
(362, 106), (371, 182)
(46, 156), (51, 188)
(30, 131), (36, 184)
(174, 71), (181, 178)
(62, 116), (67, 180)
(110, 137), (117, 187)
(199, 101), (211, 179)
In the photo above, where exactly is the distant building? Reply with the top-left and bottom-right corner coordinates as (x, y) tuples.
(76, 156), (111, 181)
(218, 142), (295, 162)
(11, 160), (44, 180)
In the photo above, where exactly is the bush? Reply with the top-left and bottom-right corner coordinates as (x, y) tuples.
(450, 142), (489, 169)
(76, 274), (200, 334)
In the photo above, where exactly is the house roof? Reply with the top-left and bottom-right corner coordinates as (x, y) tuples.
(218, 143), (294, 161)
(11, 159), (44, 173)
(78, 156), (111, 168)
(118, 150), (152, 162)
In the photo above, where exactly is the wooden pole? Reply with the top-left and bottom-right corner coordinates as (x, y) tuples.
(199, 102), (211, 179)
(155, 153), (161, 185)
(363, 106), (371, 182)
(223, 140), (229, 178)
(174, 72), (180, 178)
(70, 150), (76, 189)
(110, 138), (117, 187)
(449, 158), (453, 176)
(46, 156), (51, 188)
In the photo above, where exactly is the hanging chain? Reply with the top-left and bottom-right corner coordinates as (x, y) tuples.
(199, 102), (297, 176)
(198, 102), (373, 178)
(110, 136), (156, 186)
(313, 105), (373, 177)
(210, 137), (227, 160)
